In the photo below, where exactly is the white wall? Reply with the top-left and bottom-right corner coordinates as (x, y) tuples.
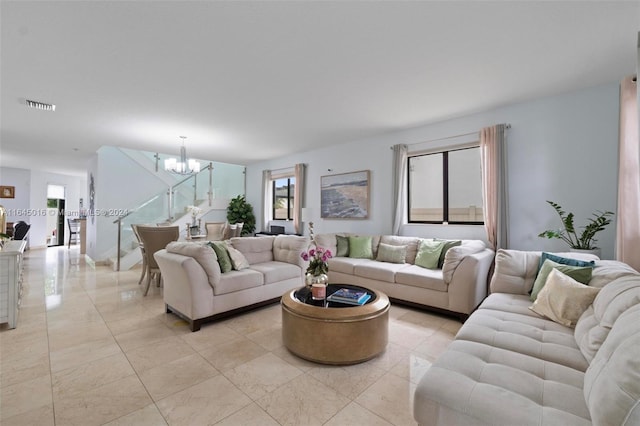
(0, 166), (86, 248)
(246, 82), (620, 259)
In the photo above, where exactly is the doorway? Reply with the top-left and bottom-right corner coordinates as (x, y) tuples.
(47, 184), (66, 247)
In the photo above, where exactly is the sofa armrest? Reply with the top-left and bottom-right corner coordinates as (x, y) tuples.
(447, 248), (495, 315)
(154, 250), (215, 321)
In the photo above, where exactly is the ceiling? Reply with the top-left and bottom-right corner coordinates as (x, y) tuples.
(1, 1), (638, 177)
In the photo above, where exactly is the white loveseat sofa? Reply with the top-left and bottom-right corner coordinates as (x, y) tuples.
(315, 234), (495, 319)
(413, 249), (640, 425)
(154, 235), (308, 331)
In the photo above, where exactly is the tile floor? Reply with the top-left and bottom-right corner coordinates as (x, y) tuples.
(0, 246), (461, 425)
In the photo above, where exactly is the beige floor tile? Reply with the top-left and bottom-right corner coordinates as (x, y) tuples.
(52, 352), (135, 398)
(124, 335), (196, 373)
(325, 402), (393, 426)
(246, 324), (284, 351)
(156, 375), (252, 425)
(53, 375), (152, 425)
(440, 317), (464, 335)
(47, 321), (114, 352)
(223, 305), (282, 335)
(389, 354), (433, 384)
(180, 321), (243, 352)
(0, 350), (51, 388)
(307, 362), (387, 399)
(103, 403), (168, 426)
(0, 374), (52, 421)
(412, 329), (456, 360)
(224, 353), (303, 400)
(394, 309), (448, 331)
(355, 372), (418, 426)
(256, 374), (350, 426)
(138, 353), (219, 401)
(271, 345), (318, 372)
(0, 403), (55, 426)
(214, 402), (279, 426)
(388, 320), (433, 350)
(49, 336), (122, 373)
(366, 342), (412, 372)
(113, 323), (176, 352)
(105, 309), (164, 335)
(199, 337), (267, 372)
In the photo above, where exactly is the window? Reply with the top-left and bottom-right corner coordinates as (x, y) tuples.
(408, 146), (483, 224)
(272, 177), (295, 220)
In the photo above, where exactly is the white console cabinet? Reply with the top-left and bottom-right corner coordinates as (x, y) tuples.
(0, 240), (26, 329)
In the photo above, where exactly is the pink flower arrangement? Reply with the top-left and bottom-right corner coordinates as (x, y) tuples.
(300, 246), (333, 275)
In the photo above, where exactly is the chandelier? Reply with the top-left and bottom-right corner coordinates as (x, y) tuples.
(164, 136), (201, 174)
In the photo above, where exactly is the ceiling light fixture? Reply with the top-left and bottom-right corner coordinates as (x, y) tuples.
(26, 99), (56, 111)
(164, 136), (200, 175)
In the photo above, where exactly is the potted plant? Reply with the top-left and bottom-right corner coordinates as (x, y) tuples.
(226, 195), (256, 236)
(538, 200), (614, 256)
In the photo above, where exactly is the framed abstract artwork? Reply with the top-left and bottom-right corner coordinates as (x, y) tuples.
(321, 170), (370, 219)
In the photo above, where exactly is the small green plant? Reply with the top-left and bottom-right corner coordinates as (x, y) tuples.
(538, 201), (614, 250)
(226, 195), (256, 236)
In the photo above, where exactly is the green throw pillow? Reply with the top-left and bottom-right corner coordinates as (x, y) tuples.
(537, 252), (596, 274)
(208, 241), (232, 273)
(415, 239), (446, 269)
(336, 235), (350, 257)
(348, 236), (373, 259)
(376, 243), (407, 264)
(530, 259), (593, 301)
(435, 239), (462, 268)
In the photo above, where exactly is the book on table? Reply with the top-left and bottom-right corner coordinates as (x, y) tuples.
(327, 288), (371, 305)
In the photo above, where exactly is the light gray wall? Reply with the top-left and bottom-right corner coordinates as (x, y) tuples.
(246, 82), (620, 259)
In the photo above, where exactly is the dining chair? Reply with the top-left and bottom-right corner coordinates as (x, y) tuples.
(131, 224), (147, 285)
(67, 218), (81, 248)
(136, 225), (179, 296)
(205, 222), (226, 241)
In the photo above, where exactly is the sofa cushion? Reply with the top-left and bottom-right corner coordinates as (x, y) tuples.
(537, 252), (596, 274)
(273, 235), (308, 268)
(376, 242), (407, 264)
(530, 259), (593, 301)
(250, 261), (302, 284)
(165, 242), (221, 289)
(214, 269), (263, 295)
(530, 269), (600, 328)
(588, 259), (639, 288)
(327, 257), (370, 275)
(583, 303), (640, 426)
(414, 239), (445, 269)
(209, 241), (233, 273)
(353, 260), (406, 283)
(395, 264), (447, 292)
(380, 235), (420, 264)
(224, 242), (250, 270)
(436, 239), (462, 269)
(231, 236), (274, 264)
(456, 305), (589, 371)
(414, 339), (591, 426)
(574, 274), (640, 362)
(336, 235), (349, 257)
(478, 293), (542, 318)
(348, 236), (373, 259)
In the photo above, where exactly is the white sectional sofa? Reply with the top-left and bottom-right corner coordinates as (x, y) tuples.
(315, 234), (495, 319)
(413, 249), (640, 426)
(154, 235), (308, 331)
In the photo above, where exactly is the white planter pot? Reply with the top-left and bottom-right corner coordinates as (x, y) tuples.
(570, 248), (601, 259)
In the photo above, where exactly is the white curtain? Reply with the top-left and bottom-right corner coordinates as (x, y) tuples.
(616, 75), (640, 271)
(392, 144), (408, 235)
(261, 169), (272, 232)
(293, 163), (305, 235)
(480, 124), (508, 251)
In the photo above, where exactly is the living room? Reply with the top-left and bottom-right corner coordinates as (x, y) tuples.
(1, 2), (639, 425)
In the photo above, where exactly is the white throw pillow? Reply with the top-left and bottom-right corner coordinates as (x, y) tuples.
(224, 241), (250, 270)
(530, 268), (600, 328)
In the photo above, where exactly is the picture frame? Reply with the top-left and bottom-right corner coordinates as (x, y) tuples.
(321, 170), (370, 219)
(0, 186), (15, 199)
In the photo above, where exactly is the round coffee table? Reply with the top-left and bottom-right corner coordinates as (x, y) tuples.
(281, 284), (390, 365)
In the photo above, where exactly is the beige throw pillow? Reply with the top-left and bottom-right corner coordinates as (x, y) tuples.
(376, 243), (407, 264)
(530, 268), (601, 328)
(224, 241), (250, 270)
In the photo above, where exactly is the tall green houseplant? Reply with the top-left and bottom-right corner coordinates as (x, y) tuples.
(538, 201), (614, 250)
(227, 195), (256, 236)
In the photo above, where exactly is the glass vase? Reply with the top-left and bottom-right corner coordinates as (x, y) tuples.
(305, 272), (328, 287)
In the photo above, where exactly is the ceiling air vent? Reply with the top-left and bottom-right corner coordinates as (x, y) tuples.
(26, 99), (56, 111)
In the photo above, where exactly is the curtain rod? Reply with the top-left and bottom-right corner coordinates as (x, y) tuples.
(396, 123), (511, 148)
